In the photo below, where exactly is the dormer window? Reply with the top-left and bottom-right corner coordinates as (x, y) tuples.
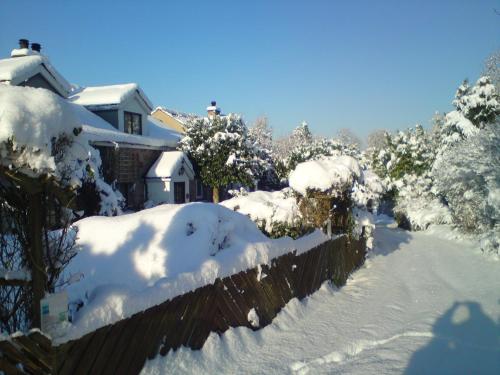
(124, 111), (142, 135)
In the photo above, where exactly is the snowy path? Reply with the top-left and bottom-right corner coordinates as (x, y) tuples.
(141, 224), (500, 374)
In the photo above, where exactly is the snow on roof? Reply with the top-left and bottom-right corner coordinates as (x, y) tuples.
(70, 106), (178, 149)
(146, 151), (193, 178)
(289, 156), (362, 196)
(147, 115), (183, 142)
(56, 203), (328, 342)
(153, 106), (199, 125)
(0, 55), (43, 81)
(0, 55), (72, 96)
(0, 85), (80, 172)
(69, 83), (153, 110)
(10, 48), (39, 58)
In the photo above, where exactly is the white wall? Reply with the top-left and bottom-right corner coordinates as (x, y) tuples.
(147, 175), (191, 204)
(147, 179), (171, 204)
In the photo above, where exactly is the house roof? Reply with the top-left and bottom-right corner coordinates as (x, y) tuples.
(70, 103), (180, 149)
(152, 106), (199, 126)
(0, 54), (72, 97)
(147, 116), (184, 142)
(146, 151), (194, 178)
(69, 83), (153, 111)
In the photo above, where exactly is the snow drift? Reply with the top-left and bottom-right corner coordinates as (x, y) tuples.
(58, 203), (328, 342)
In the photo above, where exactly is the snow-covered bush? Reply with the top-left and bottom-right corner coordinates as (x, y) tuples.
(393, 173), (451, 230)
(433, 125), (499, 254)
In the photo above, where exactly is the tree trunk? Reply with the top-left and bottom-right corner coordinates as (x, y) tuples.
(27, 191), (46, 329)
(212, 186), (219, 203)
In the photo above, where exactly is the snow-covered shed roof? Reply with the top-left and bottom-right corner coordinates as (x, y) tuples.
(68, 83), (153, 111)
(0, 54), (72, 97)
(71, 104), (179, 149)
(146, 151), (194, 178)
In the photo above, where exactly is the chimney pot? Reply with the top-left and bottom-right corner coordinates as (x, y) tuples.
(19, 39), (29, 49)
(31, 43), (41, 52)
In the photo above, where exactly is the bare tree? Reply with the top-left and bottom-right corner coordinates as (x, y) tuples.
(336, 128), (362, 149)
(366, 129), (388, 150)
(484, 50), (500, 91)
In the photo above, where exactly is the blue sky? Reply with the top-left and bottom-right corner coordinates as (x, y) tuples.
(1, 0), (498, 139)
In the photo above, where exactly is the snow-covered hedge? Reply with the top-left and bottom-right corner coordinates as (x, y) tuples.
(0, 85), (123, 215)
(221, 188), (309, 239)
(287, 156), (384, 247)
(433, 125), (499, 254)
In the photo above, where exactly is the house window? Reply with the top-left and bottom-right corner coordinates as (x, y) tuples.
(124, 111), (142, 135)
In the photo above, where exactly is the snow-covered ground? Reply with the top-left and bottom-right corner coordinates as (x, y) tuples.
(141, 220), (500, 374)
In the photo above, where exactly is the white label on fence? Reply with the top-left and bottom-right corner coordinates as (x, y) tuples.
(40, 291), (68, 332)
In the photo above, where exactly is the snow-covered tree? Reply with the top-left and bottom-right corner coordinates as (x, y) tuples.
(290, 121), (313, 145)
(368, 124), (445, 228)
(180, 114), (260, 202)
(248, 117), (280, 190)
(249, 116), (273, 151)
(438, 76), (499, 151)
(432, 125), (499, 254)
(371, 124), (434, 183)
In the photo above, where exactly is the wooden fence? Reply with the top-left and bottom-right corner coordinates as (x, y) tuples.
(0, 235), (366, 375)
(0, 330), (53, 374)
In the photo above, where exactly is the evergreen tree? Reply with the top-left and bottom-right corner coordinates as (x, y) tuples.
(438, 76), (499, 150)
(180, 115), (258, 202)
(248, 117), (273, 151)
(290, 121), (313, 145)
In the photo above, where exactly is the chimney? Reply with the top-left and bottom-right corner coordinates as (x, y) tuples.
(31, 43), (41, 52)
(206, 100), (221, 120)
(19, 39), (29, 49)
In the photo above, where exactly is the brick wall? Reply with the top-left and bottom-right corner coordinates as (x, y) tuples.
(95, 146), (165, 209)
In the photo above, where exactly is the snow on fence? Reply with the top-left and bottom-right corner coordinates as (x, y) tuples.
(0, 235), (365, 375)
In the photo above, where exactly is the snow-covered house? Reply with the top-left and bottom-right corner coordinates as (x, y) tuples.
(69, 84), (153, 137)
(0, 39), (183, 210)
(68, 85), (187, 207)
(145, 151), (195, 204)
